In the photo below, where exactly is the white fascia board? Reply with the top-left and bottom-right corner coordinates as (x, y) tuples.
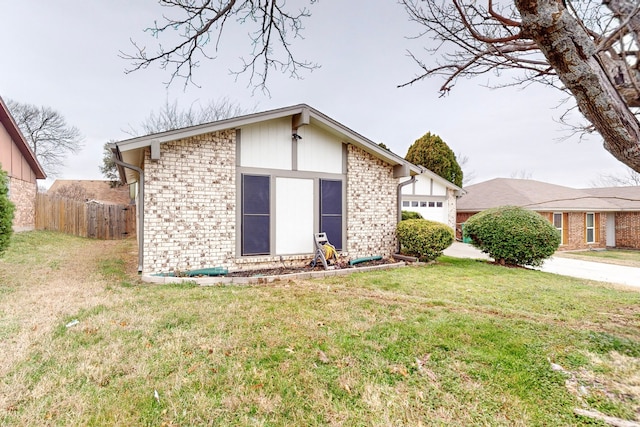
(306, 111), (419, 173)
(419, 168), (464, 193)
(116, 105), (308, 153)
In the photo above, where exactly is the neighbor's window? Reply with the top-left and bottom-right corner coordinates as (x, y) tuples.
(241, 174), (270, 256)
(586, 213), (595, 243)
(553, 213), (563, 245)
(320, 179), (343, 251)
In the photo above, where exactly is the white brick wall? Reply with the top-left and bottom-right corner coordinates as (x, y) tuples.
(143, 131), (236, 274)
(346, 145), (398, 258)
(446, 188), (457, 229)
(142, 134), (403, 274)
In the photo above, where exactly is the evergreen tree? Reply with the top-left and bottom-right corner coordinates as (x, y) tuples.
(0, 169), (15, 254)
(405, 132), (463, 187)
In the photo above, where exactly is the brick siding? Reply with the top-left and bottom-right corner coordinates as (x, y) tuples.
(143, 131), (236, 274)
(615, 212), (640, 249)
(559, 212), (606, 251)
(9, 176), (36, 231)
(346, 145), (397, 258)
(141, 134), (404, 275)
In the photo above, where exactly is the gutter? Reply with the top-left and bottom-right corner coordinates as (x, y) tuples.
(111, 149), (144, 273)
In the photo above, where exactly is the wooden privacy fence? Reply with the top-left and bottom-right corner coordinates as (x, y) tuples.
(35, 193), (136, 240)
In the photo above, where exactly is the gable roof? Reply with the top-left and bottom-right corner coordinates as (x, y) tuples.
(0, 96), (46, 179)
(113, 104), (422, 183)
(458, 178), (640, 212)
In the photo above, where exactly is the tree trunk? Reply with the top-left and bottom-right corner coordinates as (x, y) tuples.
(515, 0), (640, 173)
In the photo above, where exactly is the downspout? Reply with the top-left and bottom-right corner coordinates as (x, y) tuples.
(397, 176), (416, 224)
(396, 166), (424, 253)
(112, 153), (144, 274)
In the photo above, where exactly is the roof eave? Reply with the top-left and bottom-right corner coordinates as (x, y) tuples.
(0, 96), (47, 179)
(114, 103), (420, 176)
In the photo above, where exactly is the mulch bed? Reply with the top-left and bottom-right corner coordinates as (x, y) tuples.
(225, 257), (396, 277)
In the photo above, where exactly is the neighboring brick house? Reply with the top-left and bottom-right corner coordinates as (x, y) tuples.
(112, 104), (424, 275)
(48, 180), (132, 205)
(0, 96), (46, 231)
(457, 178), (640, 251)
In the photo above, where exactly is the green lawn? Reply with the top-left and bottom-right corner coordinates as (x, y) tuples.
(554, 248), (640, 268)
(0, 232), (639, 426)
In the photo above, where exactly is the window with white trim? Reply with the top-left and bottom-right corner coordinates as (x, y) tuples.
(586, 213), (595, 243)
(553, 213), (563, 244)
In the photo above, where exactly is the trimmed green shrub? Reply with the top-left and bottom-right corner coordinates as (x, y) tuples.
(463, 206), (560, 267)
(396, 219), (454, 261)
(0, 169), (14, 255)
(401, 210), (423, 221)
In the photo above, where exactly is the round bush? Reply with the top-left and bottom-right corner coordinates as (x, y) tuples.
(401, 210), (423, 221)
(396, 219), (454, 261)
(463, 206), (560, 267)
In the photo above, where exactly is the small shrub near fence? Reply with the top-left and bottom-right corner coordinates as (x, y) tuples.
(35, 193), (135, 240)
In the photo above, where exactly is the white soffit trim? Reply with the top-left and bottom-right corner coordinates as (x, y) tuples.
(116, 105), (307, 152)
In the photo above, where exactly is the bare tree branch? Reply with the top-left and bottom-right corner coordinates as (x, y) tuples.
(120, 0), (319, 90)
(399, 0), (640, 173)
(6, 99), (83, 177)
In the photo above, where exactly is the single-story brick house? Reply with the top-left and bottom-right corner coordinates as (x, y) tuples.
(457, 178), (640, 250)
(400, 172), (463, 228)
(0, 96), (46, 231)
(112, 104), (432, 275)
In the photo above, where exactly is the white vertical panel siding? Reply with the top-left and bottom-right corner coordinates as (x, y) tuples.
(414, 175), (431, 195)
(400, 177), (414, 195)
(275, 177), (314, 254)
(296, 126), (343, 174)
(240, 117), (292, 170)
(432, 180), (447, 196)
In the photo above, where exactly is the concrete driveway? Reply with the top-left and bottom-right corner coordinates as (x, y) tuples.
(443, 242), (640, 289)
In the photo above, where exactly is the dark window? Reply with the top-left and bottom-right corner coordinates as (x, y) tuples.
(411, 201), (419, 207)
(402, 201), (410, 207)
(242, 174), (270, 255)
(436, 201), (443, 208)
(420, 201), (427, 207)
(320, 179), (342, 250)
(428, 201), (435, 207)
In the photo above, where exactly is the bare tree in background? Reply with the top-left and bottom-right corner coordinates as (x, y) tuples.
(457, 152), (476, 186)
(100, 141), (122, 187)
(7, 99), (83, 177)
(510, 170), (534, 180)
(49, 182), (95, 201)
(124, 0), (640, 174)
(121, 0), (319, 91)
(126, 97), (251, 136)
(102, 97), (249, 182)
(592, 166), (640, 186)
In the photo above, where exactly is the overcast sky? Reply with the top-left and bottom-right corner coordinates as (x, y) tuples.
(0, 1), (630, 188)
